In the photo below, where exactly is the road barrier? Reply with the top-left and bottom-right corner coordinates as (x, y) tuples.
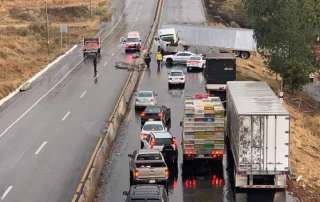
(71, 0), (163, 201)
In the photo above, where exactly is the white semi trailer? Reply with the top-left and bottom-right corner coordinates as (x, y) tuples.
(226, 81), (290, 189)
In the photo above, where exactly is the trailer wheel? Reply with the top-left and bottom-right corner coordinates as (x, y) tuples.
(129, 171), (134, 185)
(240, 51), (250, 59)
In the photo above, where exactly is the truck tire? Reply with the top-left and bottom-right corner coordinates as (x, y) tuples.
(166, 58), (173, 66)
(187, 67), (192, 72)
(140, 141), (144, 149)
(240, 51), (250, 59)
(130, 172), (134, 185)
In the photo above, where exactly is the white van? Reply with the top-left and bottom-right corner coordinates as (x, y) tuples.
(156, 28), (179, 54)
(122, 31), (141, 52)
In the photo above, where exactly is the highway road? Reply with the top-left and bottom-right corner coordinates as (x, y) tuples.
(96, 0), (298, 201)
(0, 0), (157, 201)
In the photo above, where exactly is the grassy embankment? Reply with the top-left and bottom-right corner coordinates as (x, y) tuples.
(204, 0), (320, 200)
(0, 0), (111, 99)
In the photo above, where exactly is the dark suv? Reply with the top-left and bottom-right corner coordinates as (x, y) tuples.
(140, 105), (171, 127)
(123, 184), (168, 202)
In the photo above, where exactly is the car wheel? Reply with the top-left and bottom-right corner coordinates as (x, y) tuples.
(166, 58), (173, 66)
(187, 67), (191, 72)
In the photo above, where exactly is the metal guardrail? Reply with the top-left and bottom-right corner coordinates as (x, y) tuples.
(71, 0), (164, 201)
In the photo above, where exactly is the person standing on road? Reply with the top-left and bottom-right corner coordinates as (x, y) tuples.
(93, 56), (97, 77)
(156, 50), (163, 69)
(144, 53), (151, 68)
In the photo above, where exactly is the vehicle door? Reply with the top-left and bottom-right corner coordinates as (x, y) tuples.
(174, 52), (186, 63)
(181, 53), (193, 63)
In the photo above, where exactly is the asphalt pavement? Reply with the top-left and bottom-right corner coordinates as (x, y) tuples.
(0, 0), (157, 201)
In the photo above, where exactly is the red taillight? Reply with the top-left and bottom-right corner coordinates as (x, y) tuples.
(158, 112), (163, 118)
(172, 137), (177, 145)
(184, 178), (197, 189)
(192, 93), (209, 99)
(165, 168), (169, 178)
(211, 150), (224, 158)
(185, 148), (196, 155)
(211, 175), (224, 186)
(141, 112), (145, 116)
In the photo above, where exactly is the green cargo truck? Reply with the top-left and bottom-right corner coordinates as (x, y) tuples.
(181, 93), (225, 162)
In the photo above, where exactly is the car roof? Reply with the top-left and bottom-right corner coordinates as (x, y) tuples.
(138, 149), (161, 155)
(143, 120), (163, 125)
(128, 31), (140, 38)
(151, 131), (172, 138)
(129, 185), (163, 199)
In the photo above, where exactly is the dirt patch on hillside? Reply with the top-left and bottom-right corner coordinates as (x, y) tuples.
(0, 0), (111, 99)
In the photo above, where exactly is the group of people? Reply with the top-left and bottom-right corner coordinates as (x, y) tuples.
(144, 47), (163, 69)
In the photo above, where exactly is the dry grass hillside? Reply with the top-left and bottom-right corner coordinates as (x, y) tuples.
(0, 0), (111, 99)
(205, 0), (320, 200)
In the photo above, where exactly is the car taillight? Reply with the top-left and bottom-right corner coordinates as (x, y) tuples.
(185, 148), (196, 155)
(211, 150), (224, 158)
(172, 137), (177, 145)
(141, 112), (145, 117)
(165, 168), (169, 178)
(158, 112), (163, 118)
(134, 169), (139, 177)
(211, 175), (224, 186)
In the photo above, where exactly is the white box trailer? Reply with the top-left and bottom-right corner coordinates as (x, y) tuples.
(226, 81), (290, 189)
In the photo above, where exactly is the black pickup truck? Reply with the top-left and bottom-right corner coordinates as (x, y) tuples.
(140, 105), (171, 128)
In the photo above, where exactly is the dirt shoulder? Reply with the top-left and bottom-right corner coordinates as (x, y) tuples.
(0, 0), (111, 99)
(204, 0), (320, 200)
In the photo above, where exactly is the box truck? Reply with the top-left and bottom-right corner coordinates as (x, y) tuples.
(226, 81), (290, 189)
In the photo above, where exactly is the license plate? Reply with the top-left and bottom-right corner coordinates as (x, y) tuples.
(149, 179), (156, 183)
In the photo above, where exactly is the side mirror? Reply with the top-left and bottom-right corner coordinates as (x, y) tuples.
(123, 191), (128, 196)
(128, 154), (133, 158)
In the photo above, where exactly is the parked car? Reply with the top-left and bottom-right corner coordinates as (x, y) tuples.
(123, 184), (168, 202)
(140, 105), (171, 127)
(140, 121), (167, 148)
(135, 90), (157, 110)
(186, 55), (206, 72)
(163, 51), (196, 65)
(128, 149), (169, 186)
(142, 131), (178, 166)
(168, 69), (185, 89)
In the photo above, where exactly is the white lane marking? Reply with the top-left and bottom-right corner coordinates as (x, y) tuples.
(0, 45), (78, 107)
(61, 111), (71, 121)
(80, 90), (87, 99)
(35, 141), (48, 155)
(1, 185), (13, 200)
(111, 53), (115, 56)
(104, 61), (108, 66)
(0, 58), (84, 139)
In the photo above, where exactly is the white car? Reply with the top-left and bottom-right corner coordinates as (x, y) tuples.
(186, 55), (206, 72)
(168, 70), (185, 89)
(135, 91), (157, 109)
(163, 51), (196, 65)
(140, 121), (167, 148)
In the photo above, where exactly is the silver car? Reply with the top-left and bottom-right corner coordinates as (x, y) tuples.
(135, 91), (157, 109)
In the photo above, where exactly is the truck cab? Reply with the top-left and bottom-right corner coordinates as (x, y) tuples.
(122, 31), (142, 52)
(156, 28), (179, 54)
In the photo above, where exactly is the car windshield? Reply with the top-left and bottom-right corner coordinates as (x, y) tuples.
(127, 38), (140, 42)
(136, 154), (162, 161)
(138, 92), (153, 97)
(145, 106), (161, 113)
(159, 34), (174, 42)
(190, 56), (201, 60)
(170, 72), (183, 76)
(155, 138), (172, 145)
(143, 124), (164, 131)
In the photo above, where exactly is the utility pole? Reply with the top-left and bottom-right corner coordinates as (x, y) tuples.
(45, 0), (50, 55)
